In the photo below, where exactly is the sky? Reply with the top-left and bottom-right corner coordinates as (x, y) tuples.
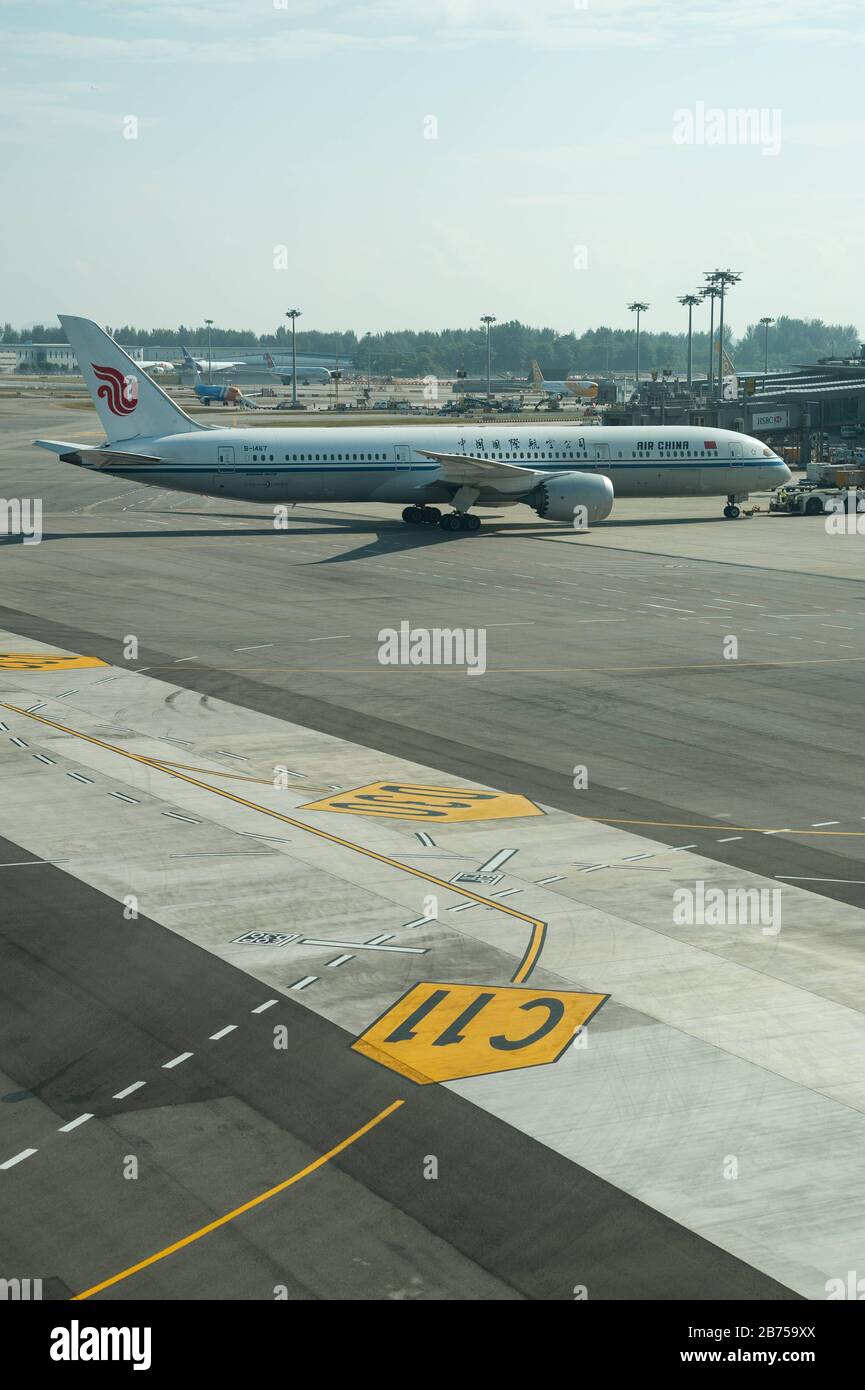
(1, 0), (864, 338)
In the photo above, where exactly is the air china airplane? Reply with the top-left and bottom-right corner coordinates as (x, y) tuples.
(264, 352), (331, 385)
(35, 317), (790, 533)
(134, 357), (174, 376)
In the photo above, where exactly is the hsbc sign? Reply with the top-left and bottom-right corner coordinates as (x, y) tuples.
(751, 408), (789, 431)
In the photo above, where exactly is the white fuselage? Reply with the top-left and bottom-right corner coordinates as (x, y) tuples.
(85, 422), (790, 508)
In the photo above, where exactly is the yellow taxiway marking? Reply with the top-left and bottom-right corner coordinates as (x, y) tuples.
(353, 983), (607, 1085)
(71, 1100), (403, 1300)
(1, 704), (546, 984)
(303, 780), (543, 823)
(136, 654), (865, 678)
(0, 654), (108, 672)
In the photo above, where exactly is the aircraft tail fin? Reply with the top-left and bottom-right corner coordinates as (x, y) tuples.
(264, 352), (275, 369)
(530, 359), (544, 387)
(60, 317), (202, 442)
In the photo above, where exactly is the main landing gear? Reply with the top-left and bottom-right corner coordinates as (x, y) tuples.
(401, 505), (481, 533)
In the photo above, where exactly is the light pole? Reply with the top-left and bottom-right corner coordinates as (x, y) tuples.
(285, 308), (301, 407)
(706, 269), (741, 400)
(759, 315), (774, 384)
(700, 282), (720, 394)
(481, 314), (496, 402)
(205, 319), (213, 383)
(678, 294), (701, 393)
(627, 302), (649, 385)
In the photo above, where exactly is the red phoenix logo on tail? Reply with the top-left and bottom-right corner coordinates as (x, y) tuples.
(91, 363), (139, 416)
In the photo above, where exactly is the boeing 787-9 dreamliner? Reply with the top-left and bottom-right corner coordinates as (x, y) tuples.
(35, 316), (790, 532)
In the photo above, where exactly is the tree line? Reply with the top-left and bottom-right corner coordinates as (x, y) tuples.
(2, 315), (859, 376)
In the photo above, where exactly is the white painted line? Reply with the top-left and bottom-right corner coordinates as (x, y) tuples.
(403, 915), (434, 928)
(717, 836), (744, 843)
(162, 812), (201, 824)
(66, 771), (95, 784)
(415, 832), (436, 847)
(291, 976), (318, 990)
(55, 690), (79, 698)
(251, 999), (279, 1013)
(300, 937), (426, 955)
(9, 736), (28, 748)
(365, 933), (395, 946)
(622, 853), (653, 862)
(671, 844), (698, 851)
(161, 736), (193, 747)
(237, 831), (291, 842)
(162, 1051), (193, 1070)
(581, 864), (608, 873)
(173, 656), (199, 663)
(536, 875), (565, 884)
(327, 954), (354, 967)
(24, 702), (46, 713)
(478, 848), (518, 873)
(209, 1025), (238, 1041)
(0, 859), (69, 868)
(113, 1082), (146, 1100)
(33, 753), (55, 766)
(58, 1113), (93, 1133)
(0, 1148), (37, 1170)
(776, 876), (865, 884)
(233, 644), (274, 652)
(0, 721), (7, 732)
(448, 901), (476, 912)
(308, 634), (351, 642)
(491, 888), (522, 899)
(108, 791), (140, 804)
(215, 750), (249, 760)
(811, 821), (840, 827)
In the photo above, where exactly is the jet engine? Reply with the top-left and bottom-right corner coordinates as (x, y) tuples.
(531, 471), (614, 525)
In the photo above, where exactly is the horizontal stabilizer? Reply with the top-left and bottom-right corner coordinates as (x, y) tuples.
(34, 439), (163, 468)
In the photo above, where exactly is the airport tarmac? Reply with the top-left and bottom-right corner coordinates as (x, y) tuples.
(2, 399), (865, 1301)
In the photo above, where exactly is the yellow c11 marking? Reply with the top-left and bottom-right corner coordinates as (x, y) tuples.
(353, 982), (608, 1084)
(71, 1099), (403, 1300)
(302, 780), (543, 823)
(0, 653), (107, 671)
(0, 704), (547, 984)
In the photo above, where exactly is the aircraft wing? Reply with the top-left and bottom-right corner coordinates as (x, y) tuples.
(417, 450), (547, 493)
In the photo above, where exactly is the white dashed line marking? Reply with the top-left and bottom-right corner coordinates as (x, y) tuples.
(233, 644), (274, 652)
(9, 736), (28, 748)
(209, 1025), (238, 1041)
(0, 1148), (37, 1170)
(717, 836), (744, 842)
(536, 875), (565, 884)
(291, 976), (318, 990)
(811, 821), (840, 827)
(58, 1113), (93, 1133)
(33, 753), (55, 766)
(108, 791), (140, 804)
(251, 999), (278, 1013)
(162, 812), (201, 824)
(162, 1052), (193, 1070)
(66, 771), (95, 784)
(113, 1082), (146, 1100)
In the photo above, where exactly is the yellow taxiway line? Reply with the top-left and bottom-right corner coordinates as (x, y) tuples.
(1, 703), (546, 983)
(71, 1100), (404, 1300)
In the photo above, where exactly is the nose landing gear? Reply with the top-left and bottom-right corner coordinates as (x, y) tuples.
(723, 493), (747, 520)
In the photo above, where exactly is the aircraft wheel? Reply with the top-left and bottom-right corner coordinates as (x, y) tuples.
(422, 507), (441, 525)
(723, 504), (740, 520)
(804, 496), (824, 516)
(402, 506), (423, 524)
(460, 513), (481, 532)
(439, 513), (462, 532)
